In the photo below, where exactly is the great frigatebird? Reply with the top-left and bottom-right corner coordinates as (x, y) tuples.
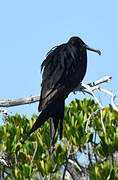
(28, 36), (101, 144)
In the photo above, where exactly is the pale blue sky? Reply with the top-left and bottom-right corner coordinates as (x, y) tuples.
(0, 0), (118, 120)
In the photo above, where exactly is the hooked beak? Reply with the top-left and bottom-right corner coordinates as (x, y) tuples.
(84, 44), (101, 55)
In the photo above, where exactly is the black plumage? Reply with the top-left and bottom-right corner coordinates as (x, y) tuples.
(28, 36), (101, 144)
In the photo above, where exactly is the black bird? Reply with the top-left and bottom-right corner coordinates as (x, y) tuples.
(28, 36), (101, 144)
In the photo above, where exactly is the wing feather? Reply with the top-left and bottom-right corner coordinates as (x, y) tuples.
(38, 43), (85, 111)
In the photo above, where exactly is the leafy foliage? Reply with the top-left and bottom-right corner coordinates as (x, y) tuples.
(0, 98), (118, 179)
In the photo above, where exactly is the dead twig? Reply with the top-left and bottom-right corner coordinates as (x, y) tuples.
(85, 109), (100, 133)
(31, 141), (38, 164)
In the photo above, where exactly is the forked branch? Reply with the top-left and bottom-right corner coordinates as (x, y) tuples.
(0, 76), (112, 108)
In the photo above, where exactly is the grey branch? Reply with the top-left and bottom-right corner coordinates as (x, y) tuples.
(74, 76), (112, 93)
(85, 109), (100, 133)
(66, 160), (84, 180)
(31, 141), (38, 164)
(96, 87), (118, 111)
(0, 95), (40, 107)
(81, 83), (103, 109)
(0, 76), (112, 109)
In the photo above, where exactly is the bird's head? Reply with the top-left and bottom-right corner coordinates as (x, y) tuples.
(68, 36), (101, 55)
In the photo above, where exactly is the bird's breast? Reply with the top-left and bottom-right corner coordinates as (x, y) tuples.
(65, 55), (87, 91)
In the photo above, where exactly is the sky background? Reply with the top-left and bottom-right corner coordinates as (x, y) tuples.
(0, 0), (118, 123)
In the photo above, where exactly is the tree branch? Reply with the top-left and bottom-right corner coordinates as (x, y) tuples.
(85, 109), (100, 133)
(31, 141), (38, 164)
(0, 76), (112, 108)
(74, 76), (112, 93)
(0, 95), (40, 107)
(81, 83), (103, 109)
(95, 86), (118, 111)
(66, 160), (83, 180)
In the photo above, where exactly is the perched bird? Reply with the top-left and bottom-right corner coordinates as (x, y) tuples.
(28, 36), (101, 144)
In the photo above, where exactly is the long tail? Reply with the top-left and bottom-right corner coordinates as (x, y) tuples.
(50, 100), (64, 143)
(28, 101), (65, 143)
(50, 100), (64, 151)
(27, 109), (49, 136)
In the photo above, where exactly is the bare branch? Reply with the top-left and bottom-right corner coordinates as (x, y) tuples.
(86, 143), (93, 170)
(66, 160), (83, 180)
(0, 109), (9, 113)
(89, 85), (118, 111)
(0, 75), (112, 111)
(85, 109), (100, 133)
(0, 95), (40, 107)
(74, 76), (112, 92)
(0, 148), (11, 167)
(100, 109), (105, 133)
(31, 141), (38, 164)
(81, 83), (103, 109)
(88, 76), (112, 86)
(98, 87), (118, 111)
(80, 83), (106, 133)
(86, 108), (105, 134)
